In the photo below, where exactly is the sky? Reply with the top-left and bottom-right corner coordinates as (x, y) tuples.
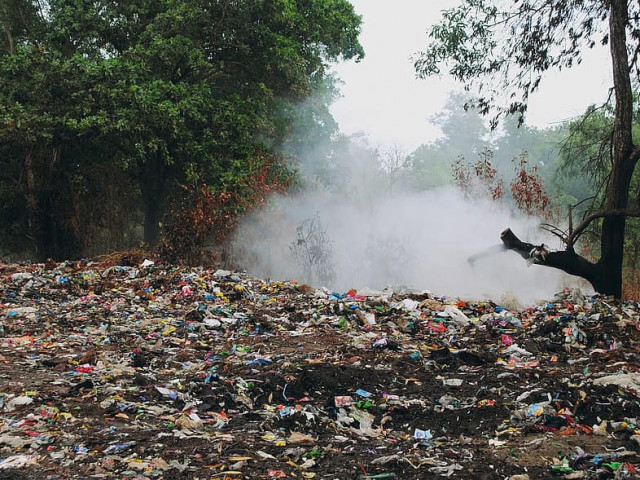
(329, 0), (613, 152)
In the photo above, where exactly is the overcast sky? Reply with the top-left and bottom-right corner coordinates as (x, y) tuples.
(329, 0), (613, 152)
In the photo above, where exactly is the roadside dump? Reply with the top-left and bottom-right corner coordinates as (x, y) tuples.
(1, 257), (640, 479)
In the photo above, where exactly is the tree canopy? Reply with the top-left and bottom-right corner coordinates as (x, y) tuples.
(0, 0), (363, 259)
(415, 0), (612, 127)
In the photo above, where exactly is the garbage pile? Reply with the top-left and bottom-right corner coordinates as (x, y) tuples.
(1, 257), (640, 479)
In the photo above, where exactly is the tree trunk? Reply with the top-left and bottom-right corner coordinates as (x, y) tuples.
(24, 147), (68, 260)
(597, 0), (639, 297)
(140, 158), (169, 247)
(37, 187), (56, 259)
(598, 183), (632, 296)
(2, 20), (15, 55)
(143, 195), (162, 246)
(24, 150), (39, 254)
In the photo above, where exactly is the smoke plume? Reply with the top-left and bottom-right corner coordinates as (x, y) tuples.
(230, 138), (581, 305)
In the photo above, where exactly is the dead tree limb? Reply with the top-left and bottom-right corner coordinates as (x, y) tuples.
(467, 244), (507, 266)
(500, 228), (602, 292)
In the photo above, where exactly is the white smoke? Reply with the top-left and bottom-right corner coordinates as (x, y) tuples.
(230, 144), (580, 305)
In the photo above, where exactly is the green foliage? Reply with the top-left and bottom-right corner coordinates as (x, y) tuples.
(407, 92), (567, 199)
(555, 101), (640, 278)
(407, 92), (488, 189)
(414, 1), (609, 127)
(0, 0), (364, 260)
(558, 106), (614, 193)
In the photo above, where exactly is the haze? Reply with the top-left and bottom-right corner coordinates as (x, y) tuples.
(330, 0), (612, 151)
(230, 1), (604, 304)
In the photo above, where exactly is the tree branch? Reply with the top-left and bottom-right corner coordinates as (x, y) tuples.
(569, 208), (640, 245)
(539, 223), (568, 243)
(500, 228), (600, 290)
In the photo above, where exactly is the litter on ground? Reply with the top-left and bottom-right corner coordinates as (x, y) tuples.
(1, 257), (640, 479)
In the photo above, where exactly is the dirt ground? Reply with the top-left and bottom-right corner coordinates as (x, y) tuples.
(1, 258), (640, 479)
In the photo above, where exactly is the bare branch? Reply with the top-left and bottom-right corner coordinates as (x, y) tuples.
(539, 223), (568, 243)
(569, 208), (640, 244)
(501, 228), (600, 290)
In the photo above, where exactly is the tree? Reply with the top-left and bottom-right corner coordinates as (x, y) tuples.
(407, 92), (490, 189)
(379, 144), (411, 195)
(0, 2), (114, 258)
(86, 0), (364, 246)
(0, 0), (364, 257)
(289, 212), (335, 286)
(555, 102), (640, 294)
(415, 0), (640, 297)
